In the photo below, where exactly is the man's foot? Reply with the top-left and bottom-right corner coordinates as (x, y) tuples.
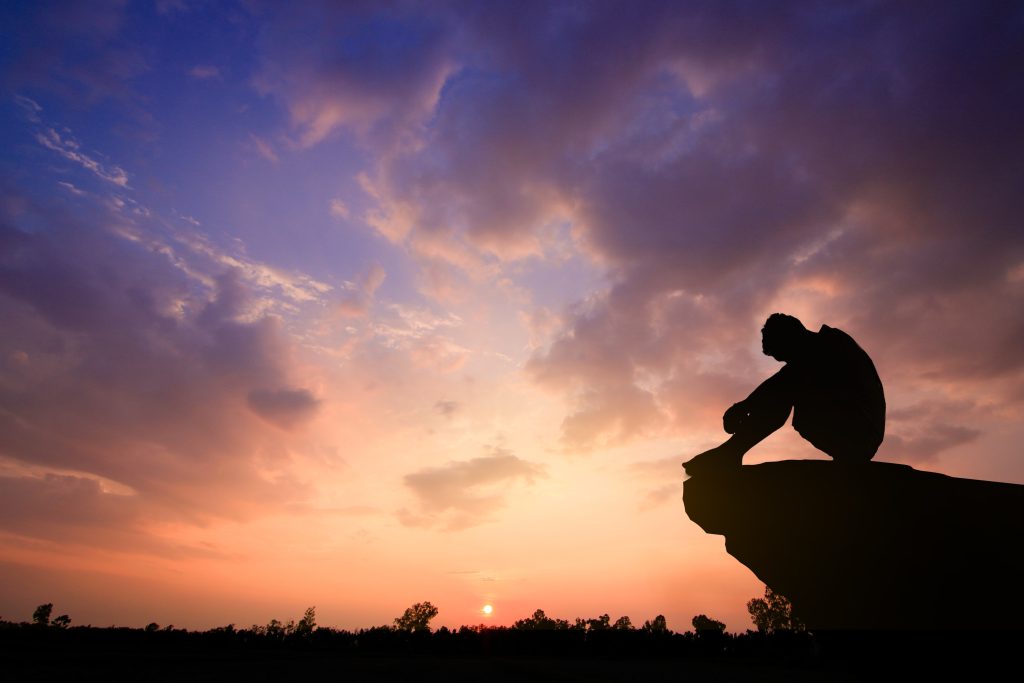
(682, 444), (743, 478)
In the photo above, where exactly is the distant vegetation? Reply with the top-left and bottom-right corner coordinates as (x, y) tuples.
(747, 587), (804, 633)
(0, 588), (812, 660)
(3, 590), (1011, 680)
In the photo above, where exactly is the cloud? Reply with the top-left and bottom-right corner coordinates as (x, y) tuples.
(57, 181), (85, 196)
(249, 133), (279, 163)
(241, 1), (1023, 454)
(252, 2), (456, 147)
(329, 198), (350, 219)
(639, 483), (681, 512)
(400, 449), (545, 530)
(169, 228), (332, 304)
(880, 399), (983, 463)
(0, 180), (319, 545)
(882, 426), (981, 464)
(0, 473), (224, 559)
(406, 335), (470, 373)
(247, 388), (321, 429)
(35, 127), (129, 186)
(188, 64), (220, 80)
(337, 263), (386, 318)
(13, 94), (42, 122)
(434, 400), (459, 417)
(2, 0), (1020, 557)
(627, 456), (686, 511)
(12, 3), (1021, 467)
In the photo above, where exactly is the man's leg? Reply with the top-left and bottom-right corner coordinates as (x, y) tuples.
(795, 415), (880, 464)
(683, 370), (794, 476)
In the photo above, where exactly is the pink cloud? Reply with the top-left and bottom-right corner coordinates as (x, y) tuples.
(400, 449), (545, 530)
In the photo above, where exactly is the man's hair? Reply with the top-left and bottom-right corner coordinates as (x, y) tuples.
(763, 313), (806, 335)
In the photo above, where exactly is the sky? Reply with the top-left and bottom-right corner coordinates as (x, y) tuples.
(0, 0), (1022, 632)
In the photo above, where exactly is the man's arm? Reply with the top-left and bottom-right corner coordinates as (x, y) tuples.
(723, 366), (795, 434)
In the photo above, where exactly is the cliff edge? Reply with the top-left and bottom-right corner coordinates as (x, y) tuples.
(684, 460), (1024, 629)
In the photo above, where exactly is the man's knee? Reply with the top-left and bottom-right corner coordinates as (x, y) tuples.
(743, 401), (793, 436)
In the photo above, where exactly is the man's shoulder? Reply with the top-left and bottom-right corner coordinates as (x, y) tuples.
(817, 325), (863, 354)
(819, 324), (853, 341)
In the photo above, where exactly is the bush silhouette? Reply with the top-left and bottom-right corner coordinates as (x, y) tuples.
(513, 609), (571, 630)
(394, 601), (439, 633)
(642, 614), (668, 633)
(32, 603), (52, 627)
(691, 614), (726, 633)
(747, 587), (804, 633)
(295, 606), (316, 636)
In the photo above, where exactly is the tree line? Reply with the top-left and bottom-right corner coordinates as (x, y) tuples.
(0, 586), (808, 657)
(5, 588), (1011, 679)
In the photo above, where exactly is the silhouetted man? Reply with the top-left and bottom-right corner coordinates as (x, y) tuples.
(683, 314), (885, 476)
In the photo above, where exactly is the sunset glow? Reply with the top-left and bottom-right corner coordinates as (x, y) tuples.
(0, 1), (1021, 634)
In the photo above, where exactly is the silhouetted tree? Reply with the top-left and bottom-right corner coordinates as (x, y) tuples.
(264, 618), (285, 638)
(642, 614), (668, 634)
(51, 614), (71, 629)
(612, 616), (634, 630)
(393, 601), (439, 633)
(513, 609), (570, 630)
(691, 614), (726, 633)
(145, 622), (160, 632)
(295, 606), (316, 636)
(32, 603), (52, 627)
(747, 586), (804, 633)
(585, 614), (611, 631)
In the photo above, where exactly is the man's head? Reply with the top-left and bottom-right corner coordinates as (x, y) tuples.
(761, 313), (810, 362)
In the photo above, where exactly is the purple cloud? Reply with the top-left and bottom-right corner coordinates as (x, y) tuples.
(247, 387), (320, 429)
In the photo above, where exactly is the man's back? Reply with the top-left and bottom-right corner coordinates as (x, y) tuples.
(790, 325), (885, 462)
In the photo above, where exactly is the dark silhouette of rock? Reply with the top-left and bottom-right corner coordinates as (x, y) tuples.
(684, 460), (1024, 629)
(684, 314), (885, 477)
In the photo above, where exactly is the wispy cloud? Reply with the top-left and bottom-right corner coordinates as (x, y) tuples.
(13, 94), (42, 122)
(170, 229), (332, 305)
(249, 133), (279, 163)
(35, 127), (129, 186)
(337, 263), (385, 318)
(57, 181), (85, 196)
(329, 198), (350, 219)
(189, 64), (220, 80)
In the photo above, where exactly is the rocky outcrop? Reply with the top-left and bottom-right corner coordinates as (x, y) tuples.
(684, 460), (1024, 629)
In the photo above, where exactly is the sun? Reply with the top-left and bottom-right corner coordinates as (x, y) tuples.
(482, 604), (494, 616)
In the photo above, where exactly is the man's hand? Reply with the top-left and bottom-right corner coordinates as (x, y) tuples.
(723, 401), (748, 434)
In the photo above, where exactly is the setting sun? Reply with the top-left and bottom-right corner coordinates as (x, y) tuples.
(482, 605), (494, 616)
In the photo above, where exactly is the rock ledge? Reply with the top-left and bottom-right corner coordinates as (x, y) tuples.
(684, 460), (1024, 629)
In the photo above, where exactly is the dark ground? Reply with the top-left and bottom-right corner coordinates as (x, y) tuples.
(3, 629), (1017, 682)
(4, 622), (1019, 679)
(3, 650), (861, 682)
